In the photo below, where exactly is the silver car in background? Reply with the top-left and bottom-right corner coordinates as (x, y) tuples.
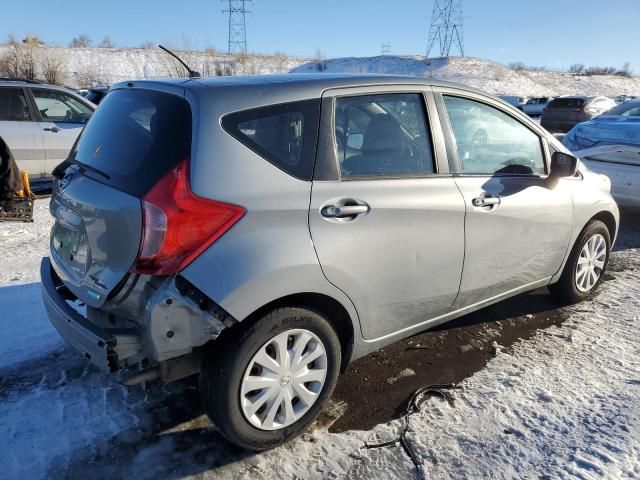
(0, 79), (94, 179)
(520, 96), (553, 116)
(41, 74), (618, 450)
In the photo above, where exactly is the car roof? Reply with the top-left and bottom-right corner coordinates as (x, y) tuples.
(0, 79), (79, 93)
(112, 73), (488, 97)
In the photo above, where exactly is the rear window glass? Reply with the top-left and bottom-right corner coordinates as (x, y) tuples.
(0, 88), (30, 121)
(222, 100), (320, 180)
(73, 89), (191, 196)
(549, 98), (585, 109)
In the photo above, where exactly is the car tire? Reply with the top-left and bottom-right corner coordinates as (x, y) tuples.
(200, 306), (341, 451)
(549, 220), (611, 304)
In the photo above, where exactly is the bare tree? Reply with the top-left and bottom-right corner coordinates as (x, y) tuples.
(0, 36), (23, 78)
(617, 62), (633, 77)
(0, 35), (36, 79)
(40, 50), (66, 85)
(98, 36), (115, 48)
(69, 35), (92, 48)
(140, 41), (156, 49)
(568, 63), (585, 74)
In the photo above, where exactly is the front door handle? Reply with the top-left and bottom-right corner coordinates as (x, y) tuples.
(472, 196), (500, 207)
(321, 204), (369, 218)
(44, 126), (60, 133)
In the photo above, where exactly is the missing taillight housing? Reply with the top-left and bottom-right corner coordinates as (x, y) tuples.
(132, 158), (245, 275)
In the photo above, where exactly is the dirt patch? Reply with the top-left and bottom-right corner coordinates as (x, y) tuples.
(330, 289), (569, 432)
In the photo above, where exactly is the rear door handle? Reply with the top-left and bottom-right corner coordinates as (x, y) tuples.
(321, 204), (369, 218)
(44, 126), (60, 133)
(472, 196), (500, 207)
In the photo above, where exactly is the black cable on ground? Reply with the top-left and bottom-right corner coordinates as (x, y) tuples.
(364, 384), (462, 475)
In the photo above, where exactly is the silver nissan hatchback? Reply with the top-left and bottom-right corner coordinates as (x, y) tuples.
(41, 74), (618, 450)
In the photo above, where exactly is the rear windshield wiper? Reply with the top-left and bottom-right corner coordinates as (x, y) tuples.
(52, 156), (111, 180)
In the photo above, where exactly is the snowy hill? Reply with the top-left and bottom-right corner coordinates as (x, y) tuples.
(1, 44), (639, 98)
(0, 44), (307, 87)
(292, 56), (640, 97)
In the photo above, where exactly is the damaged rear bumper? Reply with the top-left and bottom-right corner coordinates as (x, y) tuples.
(41, 257), (120, 372)
(41, 257), (237, 379)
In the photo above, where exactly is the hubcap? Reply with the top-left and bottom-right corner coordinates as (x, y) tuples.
(575, 233), (607, 293)
(240, 329), (328, 431)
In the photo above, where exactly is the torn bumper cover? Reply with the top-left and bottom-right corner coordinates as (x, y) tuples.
(40, 257), (119, 372)
(41, 257), (237, 375)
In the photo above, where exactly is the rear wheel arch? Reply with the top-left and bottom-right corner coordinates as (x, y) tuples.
(214, 292), (355, 372)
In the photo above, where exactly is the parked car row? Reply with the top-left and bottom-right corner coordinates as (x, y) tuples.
(562, 98), (640, 207)
(497, 90), (640, 208)
(0, 79), (96, 180)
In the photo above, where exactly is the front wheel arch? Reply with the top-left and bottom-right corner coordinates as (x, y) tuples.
(590, 210), (617, 244)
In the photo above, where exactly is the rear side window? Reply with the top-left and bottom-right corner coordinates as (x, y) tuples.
(73, 88), (191, 196)
(0, 88), (30, 121)
(335, 93), (435, 178)
(222, 100), (320, 180)
(549, 98), (585, 109)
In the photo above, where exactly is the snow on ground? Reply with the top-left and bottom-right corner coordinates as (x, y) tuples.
(0, 200), (51, 285)
(1, 199), (639, 479)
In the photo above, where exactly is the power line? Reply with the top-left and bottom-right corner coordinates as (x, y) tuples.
(223, 0), (252, 54)
(426, 0), (464, 58)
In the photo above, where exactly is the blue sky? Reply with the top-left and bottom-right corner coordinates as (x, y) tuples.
(3, 0), (639, 70)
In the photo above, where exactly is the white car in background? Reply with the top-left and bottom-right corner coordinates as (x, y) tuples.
(575, 145), (640, 207)
(499, 95), (528, 109)
(0, 79), (95, 180)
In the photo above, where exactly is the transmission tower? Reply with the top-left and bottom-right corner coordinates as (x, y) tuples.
(426, 0), (464, 58)
(380, 43), (392, 55)
(223, 0), (252, 54)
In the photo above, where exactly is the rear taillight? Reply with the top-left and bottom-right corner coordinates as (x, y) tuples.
(132, 158), (245, 275)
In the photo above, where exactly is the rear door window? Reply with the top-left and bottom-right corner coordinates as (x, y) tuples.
(31, 89), (93, 124)
(72, 88), (191, 196)
(0, 88), (31, 121)
(443, 95), (546, 176)
(334, 93), (435, 178)
(222, 100), (320, 180)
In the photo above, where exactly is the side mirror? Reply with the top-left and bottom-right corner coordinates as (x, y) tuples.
(550, 151), (578, 178)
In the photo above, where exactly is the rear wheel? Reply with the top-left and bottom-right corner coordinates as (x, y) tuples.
(200, 307), (341, 451)
(550, 220), (611, 303)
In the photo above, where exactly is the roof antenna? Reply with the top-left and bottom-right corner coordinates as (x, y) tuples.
(158, 44), (201, 78)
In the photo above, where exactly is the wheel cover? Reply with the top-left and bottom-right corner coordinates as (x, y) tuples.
(575, 233), (607, 293)
(240, 329), (328, 431)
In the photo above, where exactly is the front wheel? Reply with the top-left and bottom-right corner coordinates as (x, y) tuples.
(200, 307), (341, 451)
(550, 220), (611, 303)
